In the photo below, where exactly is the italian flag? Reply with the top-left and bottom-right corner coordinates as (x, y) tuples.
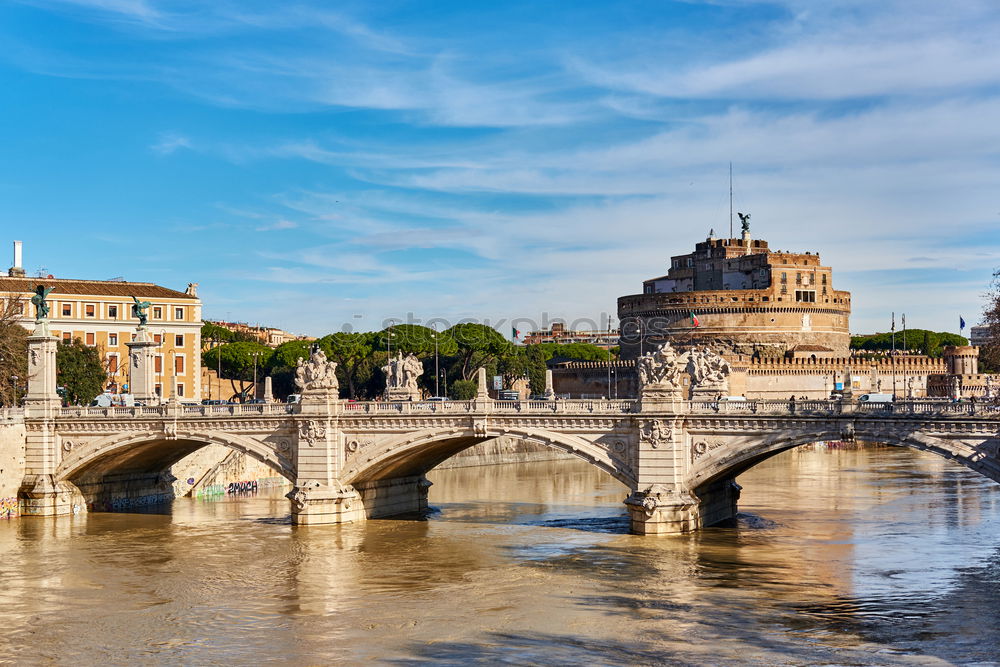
(690, 312), (700, 327)
(512, 327), (520, 339)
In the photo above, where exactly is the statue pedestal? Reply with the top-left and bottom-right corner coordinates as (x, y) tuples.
(692, 386), (727, 401)
(386, 387), (419, 402)
(24, 334), (60, 412)
(126, 328), (159, 404)
(638, 387), (684, 412)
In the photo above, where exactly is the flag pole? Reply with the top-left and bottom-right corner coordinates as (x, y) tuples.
(729, 162), (733, 239)
(891, 312), (897, 398)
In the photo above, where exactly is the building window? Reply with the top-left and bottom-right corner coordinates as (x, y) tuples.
(821, 274), (827, 285)
(795, 290), (816, 303)
(108, 355), (118, 373)
(780, 272), (787, 283)
(686, 258), (693, 267)
(175, 334), (184, 347)
(85, 332), (95, 346)
(175, 307), (184, 320)
(175, 355), (184, 375)
(154, 334), (162, 344)
(108, 305), (118, 318)
(155, 384), (162, 397)
(85, 304), (95, 317)
(177, 383), (184, 397)
(153, 307), (162, 319)
(62, 303), (72, 316)
(795, 273), (802, 285)
(154, 356), (163, 373)
(109, 333), (118, 346)
(62, 331), (71, 341)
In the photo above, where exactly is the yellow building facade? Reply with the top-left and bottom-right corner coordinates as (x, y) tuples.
(0, 276), (202, 401)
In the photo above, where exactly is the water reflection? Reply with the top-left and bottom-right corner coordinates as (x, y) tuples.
(0, 445), (998, 665)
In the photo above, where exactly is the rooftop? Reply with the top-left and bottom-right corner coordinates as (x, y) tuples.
(0, 276), (197, 300)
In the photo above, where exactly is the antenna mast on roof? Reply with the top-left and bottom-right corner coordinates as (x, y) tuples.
(729, 162), (733, 239)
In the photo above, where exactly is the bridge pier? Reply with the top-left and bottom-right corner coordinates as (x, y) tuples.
(624, 478), (741, 535)
(624, 485), (699, 535)
(289, 475), (433, 526)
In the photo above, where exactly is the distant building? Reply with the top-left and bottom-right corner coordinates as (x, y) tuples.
(205, 320), (315, 348)
(1, 241), (201, 399)
(970, 325), (992, 348)
(618, 227), (851, 359)
(522, 322), (619, 349)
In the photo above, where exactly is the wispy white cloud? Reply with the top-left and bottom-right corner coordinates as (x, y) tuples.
(255, 219), (298, 232)
(150, 131), (192, 155)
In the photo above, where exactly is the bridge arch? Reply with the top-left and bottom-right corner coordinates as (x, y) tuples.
(341, 426), (636, 490)
(686, 428), (1000, 494)
(56, 429), (295, 485)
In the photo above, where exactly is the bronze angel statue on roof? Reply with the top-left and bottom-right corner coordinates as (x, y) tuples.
(30, 285), (54, 323)
(131, 295), (152, 327)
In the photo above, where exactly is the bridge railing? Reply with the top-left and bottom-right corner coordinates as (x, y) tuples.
(57, 403), (296, 418)
(343, 400), (476, 414)
(685, 399), (1000, 416)
(340, 399), (638, 414)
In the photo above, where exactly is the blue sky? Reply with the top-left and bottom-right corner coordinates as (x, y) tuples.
(1, 0), (999, 337)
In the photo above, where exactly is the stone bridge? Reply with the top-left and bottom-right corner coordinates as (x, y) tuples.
(15, 330), (1000, 534)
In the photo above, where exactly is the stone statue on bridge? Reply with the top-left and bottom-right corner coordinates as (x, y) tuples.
(637, 342), (688, 398)
(687, 346), (731, 397)
(294, 346), (339, 393)
(382, 352), (423, 400)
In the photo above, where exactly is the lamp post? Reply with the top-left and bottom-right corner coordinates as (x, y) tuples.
(606, 316), (613, 399)
(250, 350), (264, 401)
(433, 323), (440, 397)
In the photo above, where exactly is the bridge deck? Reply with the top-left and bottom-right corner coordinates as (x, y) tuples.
(42, 398), (1000, 419)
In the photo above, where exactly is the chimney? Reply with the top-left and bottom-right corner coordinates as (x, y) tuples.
(8, 240), (25, 277)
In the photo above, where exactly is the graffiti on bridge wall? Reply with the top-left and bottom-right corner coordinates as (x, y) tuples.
(195, 477), (289, 499)
(1, 497), (18, 519)
(227, 480), (259, 495)
(89, 493), (174, 512)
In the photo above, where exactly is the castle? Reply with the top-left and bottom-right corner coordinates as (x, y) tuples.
(618, 227), (851, 359)
(552, 226), (995, 401)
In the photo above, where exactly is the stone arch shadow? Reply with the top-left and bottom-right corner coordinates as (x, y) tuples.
(338, 426), (636, 522)
(54, 431), (295, 512)
(684, 426), (1000, 528)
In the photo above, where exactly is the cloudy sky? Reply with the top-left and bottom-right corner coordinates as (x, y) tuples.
(2, 0), (998, 337)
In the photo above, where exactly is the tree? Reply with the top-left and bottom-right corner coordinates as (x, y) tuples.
(265, 340), (313, 399)
(57, 338), (106, 406)
(202, 341), (273, 400)
(496, 347), (529, 390)
(449, 379), (478, 400)
(445, 323), (512, 380)
(850, 329), (967, 357)
(321, 332), (378, 399)
(373, 324), (457, 358)
(525, 345), (548, 395)
(0, 297), (28, 406)
(983, 269), (1000, 370)
(538, 341), (610, 362)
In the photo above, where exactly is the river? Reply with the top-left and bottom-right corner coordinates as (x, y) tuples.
(2, 445), (1000, 666)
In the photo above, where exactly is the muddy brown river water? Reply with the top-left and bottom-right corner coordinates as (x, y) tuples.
(2, 445), (1000, 665)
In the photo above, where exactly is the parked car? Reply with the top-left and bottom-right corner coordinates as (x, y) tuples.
(286, 394), (302, 404)
(426, 396), (450, 401)
(858, 393), (894, 403)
